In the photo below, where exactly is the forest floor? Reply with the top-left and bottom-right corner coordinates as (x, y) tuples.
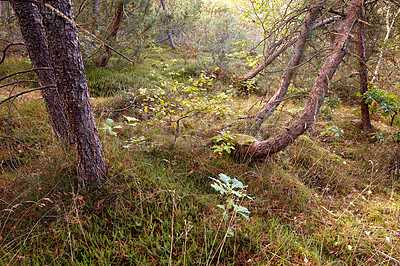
(1, 48), (400, 265)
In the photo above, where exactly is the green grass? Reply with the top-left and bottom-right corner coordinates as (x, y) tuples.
(1, 51), (400, 265)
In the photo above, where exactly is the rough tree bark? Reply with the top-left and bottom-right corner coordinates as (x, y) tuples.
(40, 0), (106, 187)
(357, 10), (372, 130)
(240, 15), (341, 82)
(239, 0), (363, 159)
(11, 0), (71, 145)
(96, 1), (124, 67)
(160, 0), (176, 49)
(253, 0), (325, 131)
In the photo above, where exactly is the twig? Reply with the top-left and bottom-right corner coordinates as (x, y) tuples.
(0, 42), (25, 65)
(377, 251), (400, 264)
(0, 80), (38, 89)
(0, 68), (52, 83)
(0, 85), (56, 106)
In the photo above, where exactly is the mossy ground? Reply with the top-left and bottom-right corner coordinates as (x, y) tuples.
(1, 51), (399, 265)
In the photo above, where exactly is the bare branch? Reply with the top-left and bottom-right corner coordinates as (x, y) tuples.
(0, 84), (56, 106)
(0, 80), (38, 89)
(0, 68), (52, 83)
(0, 42), (25, 65)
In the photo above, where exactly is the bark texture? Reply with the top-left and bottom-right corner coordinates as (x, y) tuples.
(11, 0), (70, 145)
(96, 1), (124, 67)
(240, 0), (363, 159)
(40, 0), (106, 187)
(241, 16), (341, 81)
(253, 0), (325, 130)
(357, 10), (372, 130)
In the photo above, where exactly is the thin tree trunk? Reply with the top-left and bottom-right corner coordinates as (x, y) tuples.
(371, 6), (400, 83)
(160, 0), (176, 49)
(357, 10), (372, 130)
(252, 0), (325, 131)
(40, 0), (106, 188)
(96, 1), (124, 67)
(239, 0), (363, 159)
(241, 16), (341, 81)
(11, 0), (71, 146)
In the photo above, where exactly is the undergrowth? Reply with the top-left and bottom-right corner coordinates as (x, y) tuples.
(1, 52), (400, 265)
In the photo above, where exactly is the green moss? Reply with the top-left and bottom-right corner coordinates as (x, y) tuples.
(296, 135), (344, 164)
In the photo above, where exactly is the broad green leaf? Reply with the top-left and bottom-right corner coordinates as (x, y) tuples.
(231, 178), (244, 189)
(233, 204), (250, 213)
(211, 183), (228, 194)
(219, 173), (231, 184)
(239, 213), (250, 221)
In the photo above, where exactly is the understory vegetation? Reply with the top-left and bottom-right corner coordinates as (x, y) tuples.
(1, 0), (400, 263)
(1, 46), (399, 264)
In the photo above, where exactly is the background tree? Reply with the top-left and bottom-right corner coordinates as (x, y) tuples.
(96, 0), (125, 67)
(357, 9), (372, 130)
(160, 0), (176, 49)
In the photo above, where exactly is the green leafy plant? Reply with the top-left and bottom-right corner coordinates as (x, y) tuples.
(370, 131), (386, 142)
(237, 78), (260, 95)
(210, 173), (252, 222)
(123, 136), (147, 149)
(101, 118), (122, 136)
(211, 131), (236, 155)
(319, 126), (344, 139)
(136, 62), (233, 140)
(357, 83), (400, 126)
(207, 173), (252, 265)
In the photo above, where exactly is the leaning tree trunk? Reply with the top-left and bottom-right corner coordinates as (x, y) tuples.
(96, 1), (124, 67)
(252, 0), (325, 131)
(357, 10), (372, 130)
(240, 16), (341, 82)
(40, 0), (106, 188)
(239, 0), (363, 159)
(11, 0), (71, 145)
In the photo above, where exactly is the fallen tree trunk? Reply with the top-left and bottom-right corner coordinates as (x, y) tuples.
(239, 0), (363, 159)
(252, 0), (325, 131)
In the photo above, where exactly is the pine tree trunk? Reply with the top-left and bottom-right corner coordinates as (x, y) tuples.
(11, 0), (71, 146)
(253, 0), (324, 131)
(239, 0), (363, 159)
(96, 1), (124, 68)
(357, 10), (372, 131)
(40, 0), (106, 188)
